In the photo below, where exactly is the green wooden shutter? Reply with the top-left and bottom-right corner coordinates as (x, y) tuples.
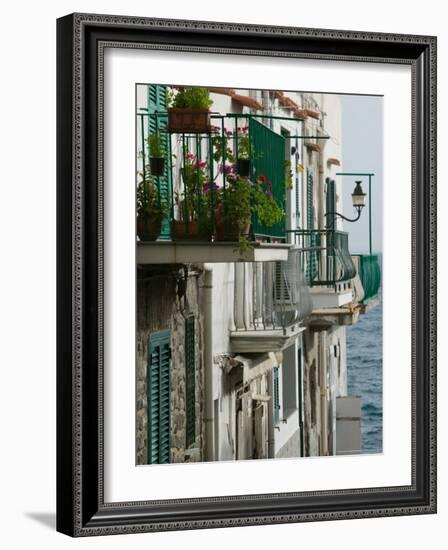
(306, 170), (318, 285)
(147, 85), (171, 239)
(273, 367), (280, 425)
(185, 317), (196, 448)
(147, 330), (171, 464)
(325, 177), (336, 229)
(249, 119), (286, 239)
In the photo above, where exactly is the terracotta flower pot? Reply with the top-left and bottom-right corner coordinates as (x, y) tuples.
(170, 220), (212, 242)
(137, 214), (162, 242)
(149, 157), (165, 176)
(167, 108), (211, 134)
(214, 204), (251, 242)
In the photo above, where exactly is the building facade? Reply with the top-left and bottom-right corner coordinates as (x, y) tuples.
(136, 85), (381, 465)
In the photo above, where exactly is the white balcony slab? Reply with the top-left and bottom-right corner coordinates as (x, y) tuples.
(137, 241), (291, 264)
(230, 324), (305, 353)
(309, 287), (353, 309)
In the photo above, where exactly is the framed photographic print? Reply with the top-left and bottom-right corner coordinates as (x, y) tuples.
(56, 13), (437, 536)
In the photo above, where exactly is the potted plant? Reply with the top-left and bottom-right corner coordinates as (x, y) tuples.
(214, 173), (285, 253)
(136, 176), (169, 241)
(214, 175), (252, 248)
(167, 87), (213, 134)
(235, 127), (251, 177)
(171, 154), (213, 241)
(147, 132), (165, 176)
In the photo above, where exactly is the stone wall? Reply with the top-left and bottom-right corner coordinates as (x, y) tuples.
(136, 264), (205, 465)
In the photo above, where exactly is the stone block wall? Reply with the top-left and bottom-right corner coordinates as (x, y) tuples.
(136, 265), (205, 465)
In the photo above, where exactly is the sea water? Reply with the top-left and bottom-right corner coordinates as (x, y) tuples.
(346, 292), (383, 453)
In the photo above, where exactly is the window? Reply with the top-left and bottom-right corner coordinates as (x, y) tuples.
(147, 330), (171, 464)
(185, 317), (196, 447)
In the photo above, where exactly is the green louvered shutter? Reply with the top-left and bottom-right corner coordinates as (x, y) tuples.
(147, 330), (171, 464)
(185, 317), (196, 448)
(273, 367), (280, 425)
(325, 177), (336, 230)
(306, 170), (318, 285)
(147, 85), (171, 239)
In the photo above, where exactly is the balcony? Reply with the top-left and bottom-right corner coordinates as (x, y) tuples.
(290, 230), (357, 311)
(352, 254), (381, 312)
(136, 106), (301, 263)
(230, 248), (313, 352)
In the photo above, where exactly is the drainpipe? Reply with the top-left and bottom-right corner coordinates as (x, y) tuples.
(319, 330), (329, 456)
(203, 267), (215, 461)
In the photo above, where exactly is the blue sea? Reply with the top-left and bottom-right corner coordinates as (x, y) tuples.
(346, 292), (383, 453)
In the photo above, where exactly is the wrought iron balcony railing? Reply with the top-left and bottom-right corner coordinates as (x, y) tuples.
(352, 254), (381, 302)
(289, 230), (357, 289)
(233, 248), (313, 334)
(137, 106), (298, 242)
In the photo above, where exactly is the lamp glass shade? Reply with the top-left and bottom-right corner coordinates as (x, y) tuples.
(352, 181), (367, 208)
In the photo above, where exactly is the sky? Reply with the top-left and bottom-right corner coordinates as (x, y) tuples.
(341, 94), (383, 254)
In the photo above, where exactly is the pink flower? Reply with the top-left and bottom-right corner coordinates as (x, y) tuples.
(194, 160), (206, 169)
(219, 162), (236, 175)
(185, 153), (195, 160)
(267, 190), (273, 200)
(203, 182), (220, 192)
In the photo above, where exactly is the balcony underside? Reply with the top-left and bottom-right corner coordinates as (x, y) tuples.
(230, 323), (305, 353)
(306, 307), (360, 328)
(137, 241), (291, 264)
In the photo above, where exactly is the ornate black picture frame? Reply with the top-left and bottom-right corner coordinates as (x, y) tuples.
(56, 13), (437, 536)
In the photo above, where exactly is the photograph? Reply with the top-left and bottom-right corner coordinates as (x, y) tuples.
(135, 84), (383, 465)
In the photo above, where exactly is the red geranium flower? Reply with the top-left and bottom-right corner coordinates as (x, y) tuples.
(259, 174), (266, 183)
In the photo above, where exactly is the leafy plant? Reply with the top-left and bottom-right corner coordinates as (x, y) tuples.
(137, 176), (169, 222)
(147, 132), (165, 158)
(175, 154), (213, 236)
(169, 87), (213, 110)
(284, 160), (293, 190)
(216, 173), (285, 253)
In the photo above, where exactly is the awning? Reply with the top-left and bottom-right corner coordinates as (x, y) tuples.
(327, 157), (341, 166)
(231, 94), (263, 111)
(231, 351), (282, 383)
(208, 87), (236, 96)
(304, 141), (321, 152)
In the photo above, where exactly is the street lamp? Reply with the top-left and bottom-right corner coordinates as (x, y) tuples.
(325, 179), (367, 227)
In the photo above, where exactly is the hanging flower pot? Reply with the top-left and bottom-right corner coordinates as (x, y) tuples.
(236, 158), (251, 177)
(167, 108), (211, 134)
(136, 213), (162, 242)
(149, 157), (165, 177)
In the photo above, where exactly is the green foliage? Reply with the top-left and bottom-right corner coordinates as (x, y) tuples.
(176, 155), (212, 231)
(218, 173), (285, 253)
(284, 160), (293, 190)
(137, 176), (169, 221)
(147, 132), (165, 158)
(170, 87), (213, 109)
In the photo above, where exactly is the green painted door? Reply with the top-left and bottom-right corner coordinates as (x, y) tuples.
(249, 119), (286, 239)
(147, 329), (171, 464)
